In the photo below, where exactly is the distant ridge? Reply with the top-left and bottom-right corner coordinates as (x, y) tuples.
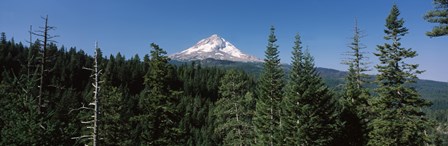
(170, 59), (448, 101)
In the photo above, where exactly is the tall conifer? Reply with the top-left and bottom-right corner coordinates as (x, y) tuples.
(299, 49), (341, 146)
(254, 26), (285, 146)
(282, 34), (341, 146)
(282, 33), (304, 146)
(213, 69), (255, 145)
(135, 43), (181, 145)
(369, 5), (432, 145)
(339, 19), (371, 146)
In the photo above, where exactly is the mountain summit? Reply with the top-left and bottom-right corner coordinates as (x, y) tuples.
(169, 34), (262, 62)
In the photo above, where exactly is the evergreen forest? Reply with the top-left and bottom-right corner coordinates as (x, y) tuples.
(1, 3), (448, 146)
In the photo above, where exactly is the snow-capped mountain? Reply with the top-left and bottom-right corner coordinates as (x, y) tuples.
(169, 34), (262, 62)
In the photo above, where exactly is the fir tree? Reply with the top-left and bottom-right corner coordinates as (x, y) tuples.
(213, 69), (255, 146)
(0, 72), (41, 145)
(282, 34), (341, 146)
(369, 4), (432, 145)
(254, 26), (285, 146)
(134, 43), (181, 145)
(424, 0), (448, 37)
(100, 85), (132, 145)
(282, 33), (304, 146)
(339, 19), (371, 146)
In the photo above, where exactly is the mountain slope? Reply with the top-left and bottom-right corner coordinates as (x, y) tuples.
(169, 34), (262, 62)
(170, 59), (448, 102)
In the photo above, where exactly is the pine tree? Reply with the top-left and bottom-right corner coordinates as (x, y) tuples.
(369, 4), (432, 145)
(0, 71), (41, 145)
(100, 85), (132, 145)
(134, 43), (181, 145)
(254, 26), (285, 146)
(282, 33), (304, 146)
(0, 37), (57, 144)
(213, 69), (255, 146)
(281, 34), (341, 146)
(339, 19), (371, 146)
(424, 0), (448, 37)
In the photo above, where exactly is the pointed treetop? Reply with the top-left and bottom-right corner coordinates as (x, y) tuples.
(385, 4), (408, 39)
(291, 33), (303, 63)
(269, 26), (277, 42)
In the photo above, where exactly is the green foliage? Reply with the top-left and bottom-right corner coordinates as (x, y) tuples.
(175, 63), (229, 145)
(133, 43), (181, 145)
(286, 43), (342, 146)
(281, 33), (304, 146)
(426, 108), (448, 145)
(254, 26), (285, 146)
(0, 73), (41, 145)
(369, 5), (433, 145)
(424, 0), (448, 37)
(100, 85), (132, 145)
(176, 62), (226, 101)
(178, 95), (213, 145)
(213, 69), (255, 145)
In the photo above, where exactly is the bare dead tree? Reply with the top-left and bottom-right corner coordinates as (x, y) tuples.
(71, 42), (101, 146)
(32, 15), (59, 114)
(341, 18), (371, 89)
(26, 25), (40, 81)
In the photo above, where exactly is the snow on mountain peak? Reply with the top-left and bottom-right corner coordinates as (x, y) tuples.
(170, 34), (262, 62)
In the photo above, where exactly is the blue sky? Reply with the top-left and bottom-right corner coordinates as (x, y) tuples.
(1, 0), (447, 81)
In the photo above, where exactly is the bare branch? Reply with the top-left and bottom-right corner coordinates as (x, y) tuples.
(82, 67), (93, 71)
(81, 120), (94, 124)
(68, 103), (94, 114)
(71, 135), (92, 140)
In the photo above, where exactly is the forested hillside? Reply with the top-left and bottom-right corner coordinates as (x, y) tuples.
(172, 59), (448, 103)
(1, 33), (447, 145)
(1, 3), (448, 146)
